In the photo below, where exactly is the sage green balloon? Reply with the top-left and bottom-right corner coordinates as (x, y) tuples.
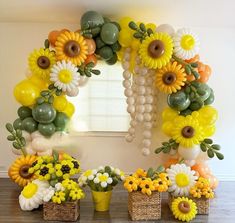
(22, 117), (38, 133)
(167, 91), (191, 111)
(81, 11), (104, 29)
(198, 83), (211, 101)
(54, 112), (69, 130)
(204, 89), (215, 105)
(38, 123), (56, 137)
(100, 23), (119, 45)
(32, 103), (56, 124)
(95, 36), (106, 49)
(99, 46), (113, 60)
(17, 106), (32, 120)
(106, 53), (117, 65)
(13, 118), (24, 130)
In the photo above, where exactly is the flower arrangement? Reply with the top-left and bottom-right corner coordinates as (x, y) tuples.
(124, 167), (170, 195)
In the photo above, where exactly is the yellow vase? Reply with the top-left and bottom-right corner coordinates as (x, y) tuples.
(91, 190), (112, 211)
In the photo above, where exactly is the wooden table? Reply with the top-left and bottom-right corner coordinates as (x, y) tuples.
(0, 178), (234, 222)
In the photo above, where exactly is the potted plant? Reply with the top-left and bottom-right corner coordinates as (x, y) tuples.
(78, 166), (125, 211)
(123, 166), (171, 221)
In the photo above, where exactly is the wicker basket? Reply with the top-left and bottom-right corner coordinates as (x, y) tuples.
(43, 200), (80, 221)
(128, 191), (161, 220)
(168, 193), (209, 215)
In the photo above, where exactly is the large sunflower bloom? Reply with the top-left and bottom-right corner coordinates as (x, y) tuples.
(171, 197), (197, 222)
(156, 61), (186, 94)
(28, 48), (56, 80)
(172, 115), (204, 147)
(55, 31), (88, 66)
(139, 32), (173, 69)
(8, 155), (37, 187)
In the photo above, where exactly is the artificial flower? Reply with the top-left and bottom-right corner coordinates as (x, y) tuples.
(62, 179), (77, 190)
(167, 164), (198, 197)
(153, 178), (168, 192)
(8, 155), (37, 187)
(156, 61), (186, 94)
(190, 186), (202, 198)
(139, 178), (155, 195)
(82, 169), (98, 181)
(42, 186), (55, 202)
(94, 173), (113, 188)
(52, 191), (66, 204)
(196, 177), (210, 189)
(173, 28), (200, 60)
(55, 159), (75, 179)
(35, 163), (55, 181)
(69, 188), (84, 200)
(55, 182), (65, 191)
(133, 168), (147, 178)
(124, 176), (139, 192)
(55, 31), (88, 66)
(171, 197), (197, 222)
(172, 115), (204, 148)
(139, 32), (173, 69)
(202, 187), (214, 199)
(28, 48), (56, 80)
(50, 60), (80, 93)
(19, 179), (49, 211)
(159, 172), (171, 186)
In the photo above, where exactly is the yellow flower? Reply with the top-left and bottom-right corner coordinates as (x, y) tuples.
(196, 177), (210, 189)
(62, 153), (73, 160)
(190, 186), (202, 198)
(172, 115), (204, 147)
(62, 179), (77, 190)
(28, 48), (56, 81)
(153, 178), (168, 192)
(134, 168), (147, 178)
(139, 32), (173, 69)
(172, 197), (197, 222)
(202, 187), (214, 199)
(139, 178), (155, 195)
(156, 61), (186, 94)
(55, 31), (88, 66)
(124, 176), (139, 192)
(36, 163), (54, 181)
(41, 155), (53, 164)
(159, 173), (171, 186)
(55, 160), (75, 179)
(8, 155), (37, 187)
(52, 191), (66, 204)
(69, 188), (84, 200)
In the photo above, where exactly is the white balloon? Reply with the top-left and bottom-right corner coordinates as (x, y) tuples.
(135, 56), (141, 64)
(142, 139), (151, 147)
(22, 130), (32, 142)
(196, 150), (211, 162)
(137, 96), (146, 104)
(31, 131), (43, 140)
(127, 105), (135, 114)
(143, 130), (152, 139)
(184, 160), (196, 167)
(136, 105), (145, 113)
(125, 48), (131, 53)
(136, 114), (144, 122)
(123, 53), (130, 61)
(144, 113), (152, 121)
(156, 24), (175, 36)
(66, 87), (79, 97)
(25, 142), (36, 155)
(130, 120), (138, 127)
(145, 87), (152, 95)
(134, 66), (139, 74)
(144, 122), (152, 129)
(178, 146), (200, 160)
(142, 147), (150, 156)
(146, 77), (153, 85)
(124, 89), (133, 97)
(122, 61), (130, 70)
(31, 137), (53, 152)
(78, 76), (89, 86)
(139, 67), (148, 75)
(146, 95), (153, 103)
(128, 127), (135, 135)
(123, 70), (131, 79)
(137, 86), (146, 95)
(145, 104), (153, 112)
(123, 80), (131, 88)
(127, 97), (135, 105)
(37, 149), (53, 156)
(137, 76), (145, 85)
(125, 134), (134, 142)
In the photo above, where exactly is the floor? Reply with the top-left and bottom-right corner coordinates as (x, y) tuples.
(0, 178), (234, 223)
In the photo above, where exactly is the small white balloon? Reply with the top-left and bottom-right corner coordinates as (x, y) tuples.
(37, 149), (53, 156)
(127, 97), (135, 105)
(184, 160), (196, 167)
(25, 143), (36, 155)
(143, 130), (152, 139)
(31, 137), (53, 152)
(31, 131), (43, 140)
(137, 76), (146, 85)
(135, 56), (141, 64)
(123, 53), (131, 61)
(136, 105), (145, 113)
(142, 147), (150, 156)
(142, 139), (151, 147)
(122, 61), (130, 70)
(178, 146), (200, 160)
(123, 80), (131, 88)
(128, 127), (135, 135)
(136, 114), (144, 122)
(137, 96), (146, 104)
(145, 104), (153, 112)
(146, 77), (153, 85)
(124, 89), (133, 97)
(145, 87), (152, 95)
(125, 134), (134, 142)
(127, 105), (135, 114)
(22, 130), (32, 142)
(137, 86), (146, 95)
(130, 120), (138, 127)
(78, 76), (89, 86)
(156, 24), (175, 36)
(144, 113), (152, 121)
(139, 67), (148, 75)
(134, 66), (139, 74)
(123, 70), (131, 79)
(146, 95), (153, 103)
(66, 87), (79, 97)
(144, 122), (152, 129)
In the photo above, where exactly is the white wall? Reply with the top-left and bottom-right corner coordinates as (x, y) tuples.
(0, 0), (235, 180)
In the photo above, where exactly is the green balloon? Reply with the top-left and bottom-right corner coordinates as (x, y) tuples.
(167, 91), (191, 111)
(17, 106), (32, 120)
(106, 53), (117, 65)
(180, 109), (192, 116)
(99, 46), (113, 60)
(189, 99), (204, 111)
(204, 89), (215, 105)
(22, 117), (38, 133)
(13, 118), (24, 130)
(95, 36), (106, 49)
(81, 11), (104, 29)
(111, 42), (121, 52)
(198, 83), (211, 101)
(100, 23), (119, 45)
(54, 112), (69, 130)
(38, 123), (56, 137)
(32, 103), (56, 124)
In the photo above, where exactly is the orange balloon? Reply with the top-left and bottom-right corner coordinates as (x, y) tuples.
(85, 54), (97, 66)
(60, 28), (70, 33)
(206, 174), (219, 189)
(185, 54), (200, 63)
(164, 158), (179, 169)
(48, 30), (60, 46)
(191, 163), (211, 178)
(85, 39), (96, 55)
(198, 71), (209, 83)
(186, 74), (196, 82)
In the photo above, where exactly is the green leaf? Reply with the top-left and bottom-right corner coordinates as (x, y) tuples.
(147, 168), (154, 178)
(48, 84), (55, 90)
(133, 33), (142, 39)
(13, 142), (21, 149)
(200, 143), (207, 152)
(163, 146), (171, 153)
(85, 70), (92, 77)
(190, 62), (198, 68)
(44, 39), (50, 49)
(207, 149), (214, 158)
(215, 152), (224, 160)
(212, 144), (221, 150)
(128, 21), (138, 30)
(40, 90), (49, 97)
(91, 70), (101, 75)
(6, 123), (14, 133)
(139, 23), (146, 32)
(156, 165), (165, 173)
(204, 138), (213, 144)
(48, 96), (54, 104)
(86, 62), (95, 68)
(169, 138), (175, 143)
(53, 150), (59, 162)
(185, 86), (191, 94)
(147, 28), (153, 36)
(185, 65), (191, 75)
(37, 97), (45, 105)
(104, 166), (112, 175)
(155, 147), (163, 154)
(192, 70), (200, 79)
(55, 89), (62, 96)
(16, 129), (22, 138)
(7, 135), (15, 141)
(20, 137), (26, 146)
(162, 142), (169, 146)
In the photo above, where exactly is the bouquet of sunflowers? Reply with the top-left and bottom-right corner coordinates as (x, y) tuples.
(124, 166), (171, 195)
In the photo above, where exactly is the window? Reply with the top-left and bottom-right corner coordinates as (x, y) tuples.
(68, 62), (129, 132)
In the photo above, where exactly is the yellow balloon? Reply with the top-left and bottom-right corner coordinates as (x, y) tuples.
(28, 74), (49, 90)
(119, 17), (133, 29)
(118, 28), (133, 47)
(203, 125), (216, 137)
(162, 107), (178, 122)
(131, 38), (140, 50)
(146, 23), (157, 31)
(63, 102), (75, 118)
(53, 95), (68, 112)
(198, 106), (218, 126)
(162, 122), (173, 136)
(117, 48), (125, 61)
(14, 80), (40, 106)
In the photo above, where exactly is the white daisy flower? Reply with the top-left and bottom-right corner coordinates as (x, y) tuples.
(50, 60), (80, 93)
(166, 164), (198, 197)
(55, 183), (65, 192)
(173, 28), (200, 60)
(94, 173), (113, 188)
(114, 168), (121, 175)
(78, 169), (97, 186)
(98, 166), (104, 171)
(19, 179), (49, 211)
(42, 186), (55, 202)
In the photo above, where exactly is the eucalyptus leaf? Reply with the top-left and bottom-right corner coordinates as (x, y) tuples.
(16, 129), (22, 138)
(200, 143), (207, 152)
(156, 165), (165, 173)
(204, 138), (213, 144)
(139, 23), (146, 32)
(53, 150), (59, 162)
(207, 149), (214, 158)
(192, 70), (200, 79)
(133, 33), (142, 39)
(190, 62), (198, 68)
(7, 135), (15, 141)
(91, 70), (101, 75)
(48, 96), (54, 104)
(20, 137), (26, 146)
(147, 28), (153, 36)
(40, 90), (49, 97)
(185, 65), (191, 75)
(44, 39), (50, 49)
(147, 168), (154, 178)
(6, 123), (14, 133)
(129, 21), (138, 30)
(13, 142), (21, 149)
(215, 152), (224, 160)
(212, 144), (221, 150)
(155, 147), (163, 154)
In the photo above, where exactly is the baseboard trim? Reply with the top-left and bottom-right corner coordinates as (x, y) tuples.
(1, 170), (235, 181)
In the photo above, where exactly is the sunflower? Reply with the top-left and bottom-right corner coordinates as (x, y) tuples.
(202, 187), (214, 199)
(55, 31), (88, 66)
(55, 160), (76, 179)
(139, 32), (173, 69)
(133, 168), (147, 178)
(8, 155), (37, 187)
(139, 178), (155, 195)
(171, 197), (197, 222)
(35, 163), (55, 181)
(173, 28), (200, 60)
(172, 115), (204, 148)
(153, 178), (168, 192)
(156, 61), (186, 94)
(167, 164), (198, 197)
(124, 176), (139, 192)
(190, 186), (202, 198)
(28, 48), (56, 80)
